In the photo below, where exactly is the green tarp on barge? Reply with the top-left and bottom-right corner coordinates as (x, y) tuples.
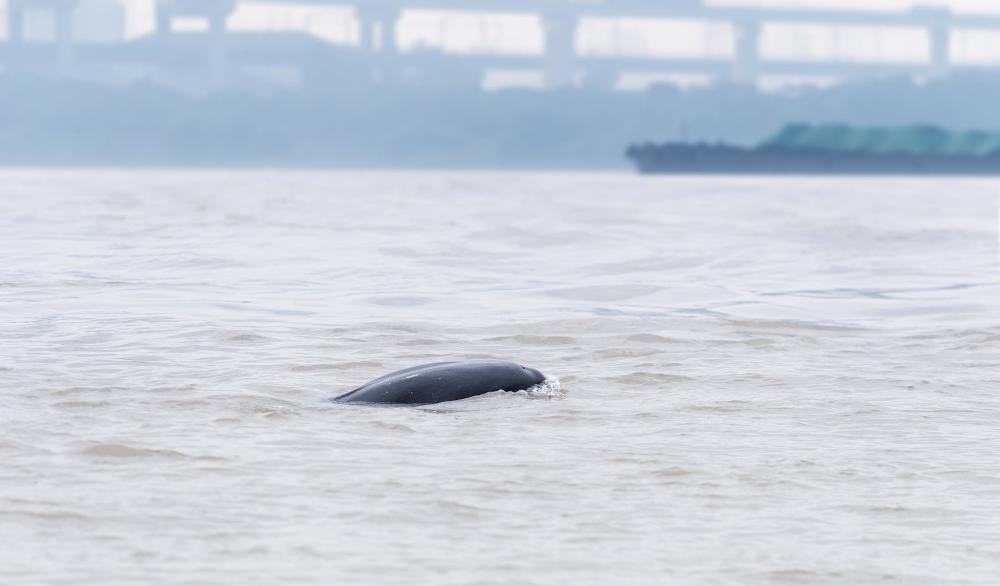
(758, 124), (1000, 157)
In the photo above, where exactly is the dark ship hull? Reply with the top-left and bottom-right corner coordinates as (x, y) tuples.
(627, 144), (1000, 176)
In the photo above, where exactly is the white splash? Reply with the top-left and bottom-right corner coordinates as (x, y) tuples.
(517, 377), (565, 400)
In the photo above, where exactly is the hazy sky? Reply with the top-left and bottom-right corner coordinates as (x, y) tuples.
(113, 0), (999, 65)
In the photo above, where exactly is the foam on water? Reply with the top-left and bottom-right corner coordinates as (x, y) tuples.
(519, 377), (565, 400)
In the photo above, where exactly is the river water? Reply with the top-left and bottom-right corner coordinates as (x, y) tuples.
(1, 170), (999, 585)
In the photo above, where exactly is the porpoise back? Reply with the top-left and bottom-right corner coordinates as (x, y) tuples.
(334, 360), (547, 405)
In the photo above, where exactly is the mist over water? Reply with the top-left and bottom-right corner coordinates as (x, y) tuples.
(2, 170), (999, 585)
(8, 73), (1000, 169)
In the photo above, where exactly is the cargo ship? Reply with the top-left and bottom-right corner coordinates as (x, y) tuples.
(627, 124), (1000, 175)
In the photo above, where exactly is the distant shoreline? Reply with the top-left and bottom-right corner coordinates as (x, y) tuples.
(6, 72), (1000, 171)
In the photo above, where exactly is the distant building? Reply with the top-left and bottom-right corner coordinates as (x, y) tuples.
(74, 0), (125, 43)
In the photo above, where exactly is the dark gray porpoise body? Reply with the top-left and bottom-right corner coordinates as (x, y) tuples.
(334, 360), (547, 405)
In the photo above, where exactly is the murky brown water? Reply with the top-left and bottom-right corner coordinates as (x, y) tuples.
(2, 170), (999, 585)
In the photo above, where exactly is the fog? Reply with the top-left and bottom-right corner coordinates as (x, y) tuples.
(4, 0), (1000, 168)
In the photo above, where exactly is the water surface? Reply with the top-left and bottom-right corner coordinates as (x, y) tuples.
(2, 170), (999, 585)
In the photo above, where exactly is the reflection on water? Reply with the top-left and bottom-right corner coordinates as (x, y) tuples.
(1, 170), (999, 585)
